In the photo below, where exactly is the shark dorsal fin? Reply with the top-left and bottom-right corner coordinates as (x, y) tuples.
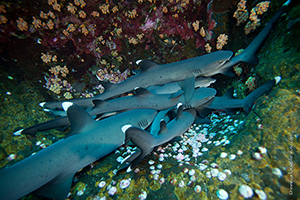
(62, 102), (94, 134)
(134, 88), (153, 97)
(92, 99), (109, 109)
(222, 87), (235, 99)
(158, 120), (168, 135)
(99, 81), (116, 90)
(136, 60), (160, 72)
(176, 104), (183, 120)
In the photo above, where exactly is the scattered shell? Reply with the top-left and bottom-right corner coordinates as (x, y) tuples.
(189, 169), (195, 176)
(170, 178), (177, 185)
(211, 163), (219, 168)
(153, 174), (159, 180)
(149, 165), (155, 170)
(178, 180), (185, 188)
(119, 179), (131, 189)
(205, 171), (212, 178)
(138, 190), (147, 200)
(77, 190), (84, 196)
(202, 147), (209, 152)
(182, 167), (189, 173)
(98, 181), (106, 188)
(159, 177), (165, 185)
(255, 189), (267, 200)
(258, 146), (267, 154)
(134, 168), (140, 173)
(211, 169), (219, 177)
(190, 175), (197, 182)
(199, 163), (207, 171)
(116, 156), (124, 163)
(159, 157), (165, 162)
(252, 152), (262, 160)
(201, 160), (209, 164)
(223, 169), (232, 175)
(36, 141), (42, 146)
(220, 152), (227, 158)
(40, 143), (47, 149)
(7, 154), (17, 161)
(148, 160), (155, 165)
(272, 168), (282, 178)
(194, 185), (201, 193)
(108, 186), (117, 195)
(216, 189), (229, 200)
(237, 150), (243, 155)
(217, 172), (227, 181)
(157, 164), (163, 169)
(239, 185), (253, 198)
(228, 154), (236, 160)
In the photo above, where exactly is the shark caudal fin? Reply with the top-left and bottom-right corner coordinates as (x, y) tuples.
(121, 125), (155, 172)
(242, 76), (281, 114)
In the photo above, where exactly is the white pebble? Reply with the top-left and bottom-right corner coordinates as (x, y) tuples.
(220, 152), (227, 158)
(211, 169), (219, 177)
(216, 189), (229, 200)
(255, 189), (267, 200)
(217, 172), (227, 181)
(189, 169), (195, 176)
(229, 154), (236, 160)
(239, 185), (253, 198)
(272, 168), (282, 178)
(148, 160), (155, 165)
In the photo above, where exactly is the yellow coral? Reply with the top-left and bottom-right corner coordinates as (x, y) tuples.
(0, 15), (8, 24)
(67, 3), (77, 14)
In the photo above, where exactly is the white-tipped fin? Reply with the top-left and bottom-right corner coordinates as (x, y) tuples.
(136, 60), (142, 65)
(126, 166), (132, 173)
(39, 102), (46, 107)
(283, 0), (290, 6)
(62, 102), (73, 112)
(176, 102), (183, 109)
(43, 108), (51, 113)
(274, 76), (281, 84)
(121, 125), (132, 134)
(13, 129), (23, 136)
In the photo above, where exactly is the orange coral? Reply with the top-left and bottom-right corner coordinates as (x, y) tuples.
(0, 15), (8, 24)
(16, 17), (28, 31)
(216, 34), (228, 50)
(78, 10), (86, 18)
(67, 3), (77, 14)
(0, 5), (6, 13)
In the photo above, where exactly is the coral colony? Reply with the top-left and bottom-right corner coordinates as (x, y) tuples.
(0, 0), (293, 200)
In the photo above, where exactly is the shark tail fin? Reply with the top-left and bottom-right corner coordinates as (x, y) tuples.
(242, 77), (280, 114)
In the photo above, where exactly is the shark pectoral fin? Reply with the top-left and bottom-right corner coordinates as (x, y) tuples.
(62, 102), (95, 134)
(219, 67), (235, 77)
(134, 88), (154, 97)
(33, 173), (74, 200)
(178, 76), (195, 103)
(158, 120), (168, 135)
(92, 99), (109, 109)
(136, 60), (160, 72)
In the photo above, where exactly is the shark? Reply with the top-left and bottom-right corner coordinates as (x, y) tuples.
(40, 0), (289, 111)
(19, 86), (215, 136)
(196, 76), (281, 117)
(120, 105), (197, 172)
(0, 103), (157, 200)
(41, 51), (232, 110)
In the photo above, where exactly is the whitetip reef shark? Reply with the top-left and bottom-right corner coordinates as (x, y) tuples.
(40, 0), (290, 111)
(0, 103), (157, 200)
